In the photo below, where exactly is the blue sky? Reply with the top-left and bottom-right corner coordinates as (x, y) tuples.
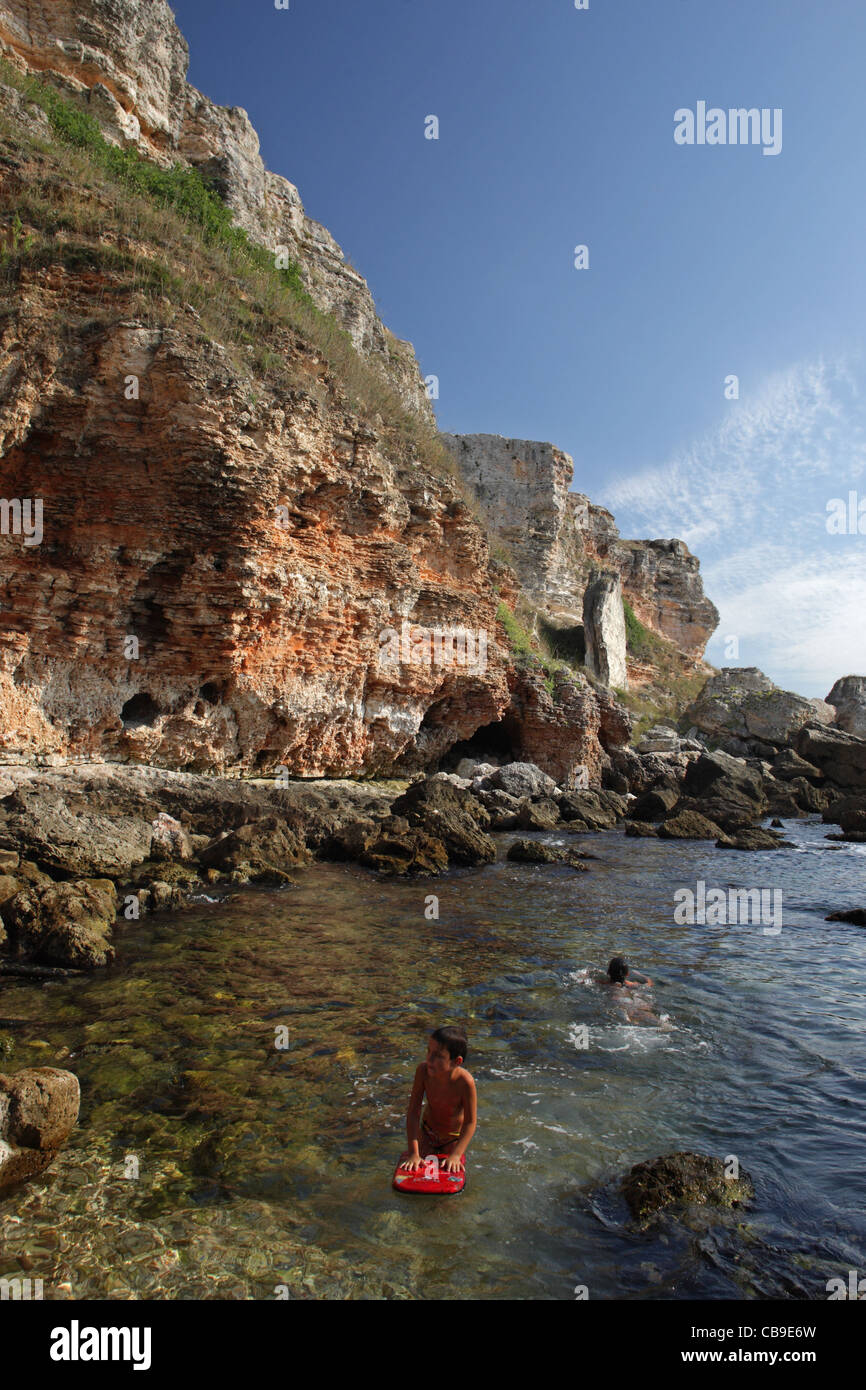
(171, 0), (866, 697)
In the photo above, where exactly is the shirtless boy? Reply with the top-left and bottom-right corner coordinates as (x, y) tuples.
(399, 1026), (477, 1175)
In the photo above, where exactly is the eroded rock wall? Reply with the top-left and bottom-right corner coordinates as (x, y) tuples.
(0, 270), (507, 775)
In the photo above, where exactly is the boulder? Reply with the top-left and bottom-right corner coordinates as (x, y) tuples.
(826, 675), (866, 740)
(0, 1067), (80, 1194)
(389, 778), (495, 866)
(796, 724), (866, 790)
(628, 786), (679, 822)
(0, 787), (153, 879)
(659, 811), (725, 841)
(506, 840), (589, 870)
(825, 908), (866, 926)
(715, 828), (794, 850)
(822, 793), (866, 829)
(485, 762), (559, 801)
(2, 879), (118, 969)
(624, 821), (659, 838)
(685, 668), (834, 751)
(621, 1151), (754, 1221)
(558, 791), (618, 830)
(473, 789), (524, 830)
(677, 750), (768, 830)
(456, 759), (498, 781)
(636, 725), (680, 754)
(150, 812), (194, 862)
(514, 798), (560, 831)
(506, 839), (560, 864)
(359, 820), (450, 876)
(197, 817), (310, 879)
(771, 748), (824, 783)
(609, 746), (693, 797)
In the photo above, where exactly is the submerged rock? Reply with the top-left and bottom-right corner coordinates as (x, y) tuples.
(621, 1151), (754, 1222)
(506, 839), (589, 870)
(715, 828), (794, 851)
(0, 1066), (80, 1194)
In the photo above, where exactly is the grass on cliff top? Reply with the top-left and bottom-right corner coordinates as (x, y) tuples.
(0, 58), (468, 495)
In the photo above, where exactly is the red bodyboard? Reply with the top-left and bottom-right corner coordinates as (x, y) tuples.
(392, 1153), (466, 1194)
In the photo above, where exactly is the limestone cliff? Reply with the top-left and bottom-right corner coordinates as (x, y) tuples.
(0, 70), (633, 786)
(439, 433), (719, 660)
(0, 0), (433, 419)
(0, 1), (708, 787)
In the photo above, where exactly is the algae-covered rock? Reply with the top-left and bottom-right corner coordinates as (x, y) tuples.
(622, 1151), (754, 1222)
(3, 879), (118, 969)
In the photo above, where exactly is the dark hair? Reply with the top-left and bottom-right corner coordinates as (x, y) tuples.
(607, 956), (629, 984)
(431, 1026), (468, 1063)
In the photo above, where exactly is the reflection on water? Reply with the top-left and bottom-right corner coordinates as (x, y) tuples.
(1, 818), (865, 1299)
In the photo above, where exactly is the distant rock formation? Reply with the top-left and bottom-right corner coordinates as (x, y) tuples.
(826, 675), (866, 739)
(0, 0), (432, 419)
(439, 433), (718, 659)
(684, 667), (835, 758)
(583, 570), (628, 690)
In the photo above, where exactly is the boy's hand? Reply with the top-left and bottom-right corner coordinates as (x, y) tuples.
(399, 1154), (424, 1172)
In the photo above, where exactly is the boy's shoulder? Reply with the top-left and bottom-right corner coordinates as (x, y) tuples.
(453, 1065), (475, 1087)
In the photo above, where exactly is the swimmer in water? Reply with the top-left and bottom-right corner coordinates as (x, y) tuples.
(598, 956), (660, 1025)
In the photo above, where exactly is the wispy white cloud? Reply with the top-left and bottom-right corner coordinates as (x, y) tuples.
(601, 356), (866, 697)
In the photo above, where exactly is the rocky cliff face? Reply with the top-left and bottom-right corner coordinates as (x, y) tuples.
(0, 267), (507, 775)
(439, 433), (719, 659)
(0, 0), (433, 419)
(0, 1), (683, 788)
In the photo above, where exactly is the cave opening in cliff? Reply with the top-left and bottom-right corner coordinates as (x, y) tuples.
(538, 616), (585, 666)
(120, 693), (161, 729)
(443, 714), (522, 770)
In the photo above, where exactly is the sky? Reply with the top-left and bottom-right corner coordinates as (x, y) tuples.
(170, 0), (866, 697)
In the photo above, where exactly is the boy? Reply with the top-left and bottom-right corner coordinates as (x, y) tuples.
(399, 1026), (477, 1175)
(603, 956), (652, 989)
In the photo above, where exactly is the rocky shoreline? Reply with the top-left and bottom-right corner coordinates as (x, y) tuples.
(1, 673), (864, 978)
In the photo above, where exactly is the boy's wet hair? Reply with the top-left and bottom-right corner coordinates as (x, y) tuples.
(431, 1025), (468, 1063)
(607, 956), (629, 984)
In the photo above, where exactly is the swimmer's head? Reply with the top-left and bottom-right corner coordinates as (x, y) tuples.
(607, 956), (629, 984)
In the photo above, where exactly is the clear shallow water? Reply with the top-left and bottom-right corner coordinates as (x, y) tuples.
(1, 816), (864, 1300)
